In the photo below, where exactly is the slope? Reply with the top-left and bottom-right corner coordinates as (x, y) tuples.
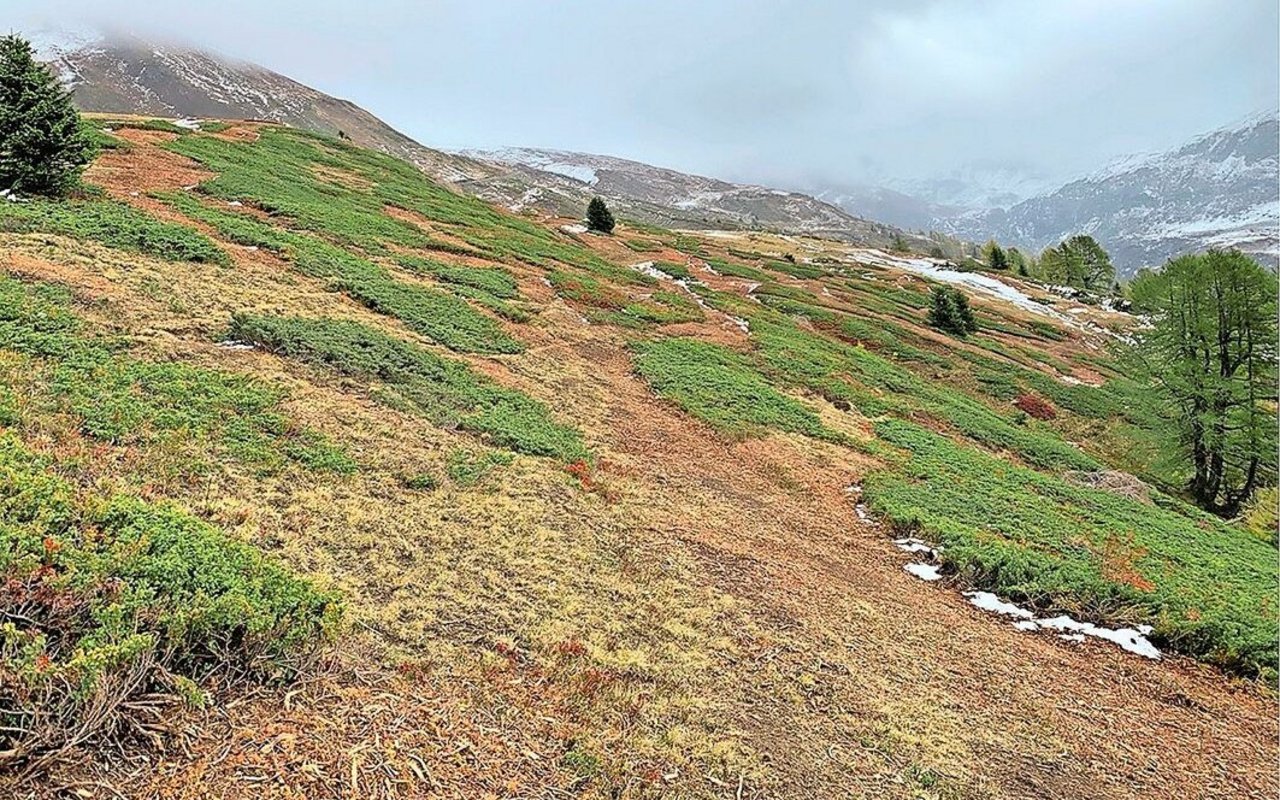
(0, 119), (1274, 799)
(35, 27), (931, 252)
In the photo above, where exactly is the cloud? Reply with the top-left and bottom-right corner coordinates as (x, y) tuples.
(9, 0), (1277, 194)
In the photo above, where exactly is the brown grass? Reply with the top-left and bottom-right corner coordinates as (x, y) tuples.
(2, 134), (1275, 800)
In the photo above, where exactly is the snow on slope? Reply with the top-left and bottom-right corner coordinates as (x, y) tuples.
(944, 111), (1280, 276)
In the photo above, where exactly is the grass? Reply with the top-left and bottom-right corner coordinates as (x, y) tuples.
(649, 261), (694, 281)
(865, 419), (1278, 679)
(0, 433), (340, 767)
(0, 276), (353, 478)
(446, 448), (515, 487)
(632, 337), (835, 441)
(228, 314), (588, 462)
(158, 192), (522, 354)
(165, 127), (633, 282)
(0, 198), (227, 265)
(397, 256), (520, 299)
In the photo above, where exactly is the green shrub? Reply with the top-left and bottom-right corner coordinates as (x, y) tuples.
(865, 419), (1278, 679)
(0, 276), (351, 476)
(0, 198), (228, 265)
(632, 337), (835, 441)
(228, 314), (587, 462)
(0, 435), (340, 766)
(157, 192), (521, 354)
(446, 449), (514, 487)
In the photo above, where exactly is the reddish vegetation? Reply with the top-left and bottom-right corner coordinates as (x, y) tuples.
(6, 129), (1275, 800)
(1015, 392), (1058, 420)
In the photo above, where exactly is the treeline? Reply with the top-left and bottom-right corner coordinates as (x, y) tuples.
(978, 234), (1117, 294)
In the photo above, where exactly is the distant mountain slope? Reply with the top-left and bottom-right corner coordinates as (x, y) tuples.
(951, 112), (1280, 276)
(32, 28), (924, 250)
(458, 146), (916, 246)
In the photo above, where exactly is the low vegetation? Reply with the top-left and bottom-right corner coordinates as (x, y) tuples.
(0, 198), (228, 265)
(0, 276), (352, 478)
(632, 337), (835, 441)
(865, 419), (1277, 679)
(0, 434), (341, 770)
(227, 314), (588, 462)
(158, 191), (521, 353)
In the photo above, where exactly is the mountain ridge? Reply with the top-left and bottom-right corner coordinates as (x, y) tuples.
(33, 27), (927, 251)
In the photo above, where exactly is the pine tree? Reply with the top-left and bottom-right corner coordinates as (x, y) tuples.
(983, 240), (1009, 270)
(0, 35), (92, 197)
(927, 286), (979, 337)
(586, 197), (615, 234)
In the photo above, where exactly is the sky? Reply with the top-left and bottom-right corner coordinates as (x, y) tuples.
(10, 0), (1280, 196)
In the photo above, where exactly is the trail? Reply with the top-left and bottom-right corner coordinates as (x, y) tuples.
(9, 128), (1273, 800)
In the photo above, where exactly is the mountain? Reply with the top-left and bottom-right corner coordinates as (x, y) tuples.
(948, 112), (1280, 276)
(457, 146), (916, 246)
(804, 116), (1279, 278)
(31, 27), (925, 251)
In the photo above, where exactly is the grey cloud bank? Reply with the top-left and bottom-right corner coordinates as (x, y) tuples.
(10, 0), (1278, 194)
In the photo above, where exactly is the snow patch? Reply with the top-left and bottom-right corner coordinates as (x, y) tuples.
(963, 591), (1034, 619)
(848, 249), (1064, 319)
(962, 591), (1160, 659)
(903, 563), (943, 582)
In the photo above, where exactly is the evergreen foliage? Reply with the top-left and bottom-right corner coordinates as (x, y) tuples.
(586, 196), (615, 233)
(927, 286), (978, 336)
(0, 35), (92, 196)
(1129, 250), (1278, 516)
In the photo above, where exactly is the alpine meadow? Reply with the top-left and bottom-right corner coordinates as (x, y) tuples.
(1, 6), (1278, 799)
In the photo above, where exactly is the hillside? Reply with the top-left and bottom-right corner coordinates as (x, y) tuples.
(458, 147), (919, 247)
(971, 111), (1280, 276)
(35, 28), (926, 251)
(0, 117), (1275, 799)
(843, 113), (1277, 277)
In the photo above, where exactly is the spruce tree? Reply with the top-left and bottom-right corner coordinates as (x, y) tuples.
(586, 197), (615, 233)
(0, 35), (91, 197)
(984, 240), (1009, 270)
(927, 286), (978, 337)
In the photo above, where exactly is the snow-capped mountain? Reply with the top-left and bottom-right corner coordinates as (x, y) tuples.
(950, 112), (1280, 276)
(30, 26), (483, 182)
(456, 146), (920, 246)
(30, 27), (926, 250)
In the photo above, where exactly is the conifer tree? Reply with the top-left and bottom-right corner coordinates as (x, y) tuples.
(0, 35), (92, 196)
(586, 197), (615, 233)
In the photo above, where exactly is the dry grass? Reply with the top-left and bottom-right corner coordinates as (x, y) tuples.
(1, 130), (1275, 800)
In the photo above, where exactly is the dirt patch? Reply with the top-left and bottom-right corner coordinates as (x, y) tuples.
(6, 132), (1275, 800)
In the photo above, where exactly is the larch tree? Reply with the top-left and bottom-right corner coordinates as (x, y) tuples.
(1130, 249), (1278, 516)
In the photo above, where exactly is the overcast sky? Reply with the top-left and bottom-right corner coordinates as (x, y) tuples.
(11, 0), (1280, 192)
